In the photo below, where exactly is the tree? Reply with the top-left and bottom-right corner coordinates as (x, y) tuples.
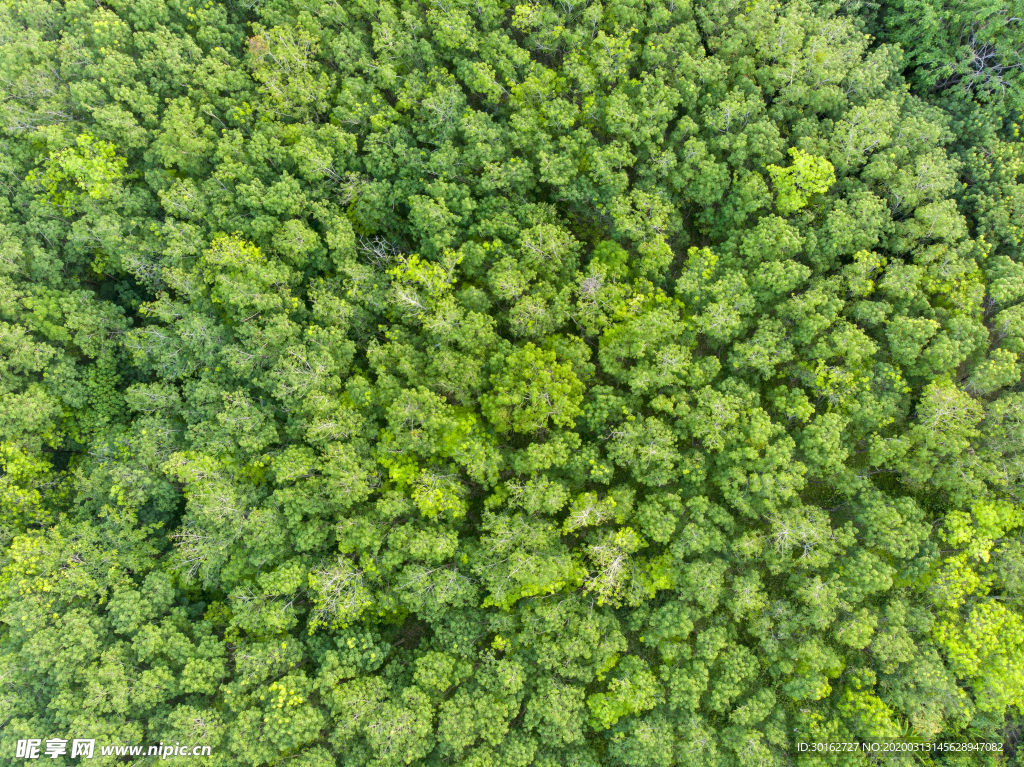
(480, 343), (585, 434)
(0, 0), (1022, 762)
(767, 148), (837, 215)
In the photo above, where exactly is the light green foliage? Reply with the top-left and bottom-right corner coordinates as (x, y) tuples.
(767, 148), (837, 215)
(26, 131), (128, 214)
(481, 343), (585, 434)
(586, 656), (662, 730)
(0, 0), (1022, 763)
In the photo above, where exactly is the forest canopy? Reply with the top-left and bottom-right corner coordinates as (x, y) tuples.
(1, 0), (1024, 765)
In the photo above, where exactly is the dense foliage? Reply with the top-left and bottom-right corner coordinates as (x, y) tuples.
(1, 0), (1024, 764)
